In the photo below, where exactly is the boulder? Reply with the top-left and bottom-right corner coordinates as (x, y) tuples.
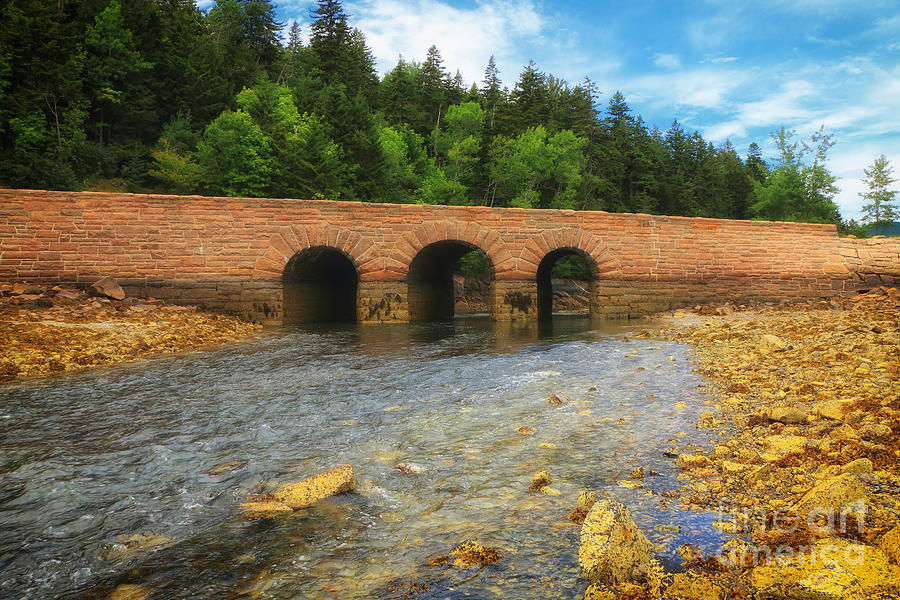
(578, 500), (654, 585)
(879, 525), (900, 564)
(665, 572), (726, 600)
(813, 398), (853, 421)
(758, 333), (787, 354)
(840, 458), (873, 474)
(857, 422), (892, 441)
(748, 538), (900, 599)
(791, 473), (866, 518)
(676, 454), (709, 469)
(241, 463), (354, 516)
(829, 423), (860, 440)
(768, 405), (808, 424)
(90, 276), (126, 300)
(764, 434), (808, 455)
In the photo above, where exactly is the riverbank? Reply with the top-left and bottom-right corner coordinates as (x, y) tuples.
(620, 288), (899, 599)
(0, 283), (261, 383)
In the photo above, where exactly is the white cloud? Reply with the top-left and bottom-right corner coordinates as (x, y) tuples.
(624, 68), (749, 111)
(338, 0), (545, 86)
(653, 53), (681, 70)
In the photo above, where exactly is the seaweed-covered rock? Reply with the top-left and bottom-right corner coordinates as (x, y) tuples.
(241, 464), (354, 517)
(450, 541), (502, 568)
(578, 500), (654, 585)
(749, 539), (900, 599)
(791, 473), (866, 518)
(665, 572), (725, 600)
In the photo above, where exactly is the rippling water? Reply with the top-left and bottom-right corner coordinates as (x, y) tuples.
(0, 317), (731, 599)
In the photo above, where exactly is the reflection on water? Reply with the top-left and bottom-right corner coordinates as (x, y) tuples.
(0, 317), (729, 599)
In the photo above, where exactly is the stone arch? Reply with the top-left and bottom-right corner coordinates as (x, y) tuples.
(252, 226), (369, 280)
(523, 229), (621, 319)
(519, 228), (621, 278)
(282, 246), (358, 324)
(406, 239), (494, 322)
(387, 221), (512, 279)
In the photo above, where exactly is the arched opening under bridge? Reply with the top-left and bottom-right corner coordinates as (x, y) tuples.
(407, 240), (493, 322)
(536, 248), (596, 320)
(283, 246), (358, 324)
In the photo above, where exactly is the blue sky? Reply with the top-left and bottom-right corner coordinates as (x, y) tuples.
(202, 0), (900, 220)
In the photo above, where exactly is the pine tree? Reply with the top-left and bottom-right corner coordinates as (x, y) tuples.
(859, 154), (898, 230)
(507, 61), (548, 131)
(745, 142), (767, 183)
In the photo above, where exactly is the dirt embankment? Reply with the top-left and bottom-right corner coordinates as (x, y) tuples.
(0, 282), (260, 383)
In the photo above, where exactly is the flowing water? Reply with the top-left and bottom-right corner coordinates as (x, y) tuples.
(0, 317), (732, 600)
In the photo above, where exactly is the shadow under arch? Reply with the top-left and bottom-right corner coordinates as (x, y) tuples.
(407, 240), (494, 322)
(283, 246), (358, 324)
(536, 247), (598, 320)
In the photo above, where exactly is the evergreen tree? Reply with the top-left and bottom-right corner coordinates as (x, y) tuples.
(506, 61), (548, 132)
(858, 154), (898, 229)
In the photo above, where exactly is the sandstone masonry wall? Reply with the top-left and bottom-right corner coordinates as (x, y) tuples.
(1, 189), (896, 324)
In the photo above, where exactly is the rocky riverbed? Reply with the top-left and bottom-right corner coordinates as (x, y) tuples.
(582, 288), (899, 599)
(0, 282), (260, 382)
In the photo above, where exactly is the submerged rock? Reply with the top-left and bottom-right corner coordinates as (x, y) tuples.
(547, 393), (566, 406)
(578, 500), (654, 585)
(241, 463), (354, 517)
(450, 540), (503, 568)
(529, 470), (552, 491)
(394, 462), (426, 475)
(208, 460), (246, 475)
(108, 584), (150, 600)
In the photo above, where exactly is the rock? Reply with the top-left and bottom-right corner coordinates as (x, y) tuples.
(517, 426), (536, 435)
(768, 405), (808, 424)
(208, 460), (247, 475)
(676, 454), (709, 469)
(578, 500), (654, 585)
(720, 460), (752, 474)
(539, 486), (560, 495)
(395, 462), (426, 475)
(748, 538), (900, 599)
(89, 276), (126, 301)
(450, 540), (502, 568)
(577, 491), (597, 509)
(630, 466), (645, 479)
(840, 458), (873, 474)
(241, 464), (354, 516)
(879, 525), (900, 564)
(814, 398), (853, 420)
(758, 333), (787, 354)
(529, 471), (552, 491)
(764, 434), (808, 455)
(666, 572), (726, 600)
(583, 584), (616, 600)
(678, 543), (704, 565)
(11, 282), (42, 295)
(547, 393), (565, 406)
(791, 473), (866, 518)
(857, 422), (892, 441)
(829, 423), (860, 440)
(108, 584), (150, 600)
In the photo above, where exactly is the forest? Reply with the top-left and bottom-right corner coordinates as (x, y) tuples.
(1, 0), (894, 234)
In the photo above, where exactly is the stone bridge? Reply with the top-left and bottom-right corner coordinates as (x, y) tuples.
(1, 190), (897, 325)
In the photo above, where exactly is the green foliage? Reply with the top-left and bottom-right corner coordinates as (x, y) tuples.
(551, 254), (592, 279)
(489, 126), (586, 209)
(197, 110), (272, 197)
(858, 154), (898, 226)
(751, 127), (841, 224)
